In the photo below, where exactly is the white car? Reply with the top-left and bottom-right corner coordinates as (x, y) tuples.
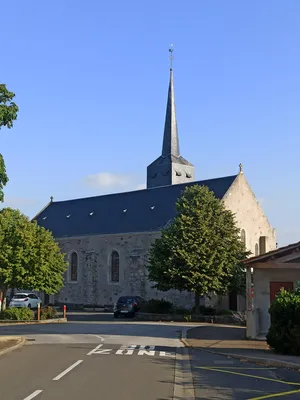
(9, 293), (42, 309)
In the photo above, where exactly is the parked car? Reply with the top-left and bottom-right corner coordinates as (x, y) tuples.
(9, 292), (42, 309)
(113, 296), (145, 318)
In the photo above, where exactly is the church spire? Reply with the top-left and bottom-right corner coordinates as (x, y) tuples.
(162, 46), (180, 158)
(146, 46), (194, 189)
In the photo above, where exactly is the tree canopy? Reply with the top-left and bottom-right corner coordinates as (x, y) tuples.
(147, 185), (249, 304)
(0, 84), (18, 129)
(0, 208), (67, 306)
(0, 84), (19, 202)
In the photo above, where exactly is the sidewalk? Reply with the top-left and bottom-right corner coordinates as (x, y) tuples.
(183, 324), (300, 370)
(0, 336), (25, 356)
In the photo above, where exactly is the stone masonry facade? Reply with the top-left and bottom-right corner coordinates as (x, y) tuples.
(53, 232), (194, 308)
(52, 172), (276, 310)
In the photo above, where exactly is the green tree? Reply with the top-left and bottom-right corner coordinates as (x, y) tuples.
(0, 84), (19, 202)
(266, 288), (300, 355)
(0, 208), (67, 310)
(147, 185), (249, 310)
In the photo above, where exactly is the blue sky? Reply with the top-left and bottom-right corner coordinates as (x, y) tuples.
(1, 1), (300, 246)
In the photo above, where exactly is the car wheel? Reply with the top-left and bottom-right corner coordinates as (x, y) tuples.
(28, 304), (31, 309)
(114, 312), (119, 318)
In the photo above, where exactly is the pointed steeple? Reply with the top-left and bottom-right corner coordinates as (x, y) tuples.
(146, 46), (194, 189)
(161, 68), (180, 157)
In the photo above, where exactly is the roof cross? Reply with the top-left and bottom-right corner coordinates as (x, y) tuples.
(169, 44), (174, 70)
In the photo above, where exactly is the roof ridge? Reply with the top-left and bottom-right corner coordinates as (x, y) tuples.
(49, 174), (238, 204)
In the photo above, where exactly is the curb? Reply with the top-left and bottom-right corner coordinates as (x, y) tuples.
(0, 337), (26, 357)
(0, 318), (67, 325)
(181, 338), (300, 371)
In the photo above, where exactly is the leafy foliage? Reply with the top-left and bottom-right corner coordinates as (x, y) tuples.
(0, 84), (19, 202)
(147, 185), (249, 304)
(140, 299), (173, 314)
(0, 307), (34, 321)
(0, 85), (18, 129)
(39, 306), (57, 320)
(0, 208), (67, 307)
(266, 288), (300, 355)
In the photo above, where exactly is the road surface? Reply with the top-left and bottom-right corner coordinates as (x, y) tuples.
(0, 314), (299, 399)
(0, 315), (193, 400)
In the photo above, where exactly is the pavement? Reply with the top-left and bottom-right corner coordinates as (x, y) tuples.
(0, 312), (195, 400)
(189, 347), (300, 399)
(0, 336), (25, 356)
(1, 313), (300, 399)
(184, 324), (300, 370)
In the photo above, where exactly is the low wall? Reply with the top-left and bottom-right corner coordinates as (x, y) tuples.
(135, 313), (245, 325)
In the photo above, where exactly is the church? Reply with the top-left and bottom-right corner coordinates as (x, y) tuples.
(34, 65), (276, 310)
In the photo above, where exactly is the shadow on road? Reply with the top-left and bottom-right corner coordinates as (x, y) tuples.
(187, 325), (246, 341)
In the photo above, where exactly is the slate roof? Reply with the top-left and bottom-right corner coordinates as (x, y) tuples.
(34, 175), (237, 238)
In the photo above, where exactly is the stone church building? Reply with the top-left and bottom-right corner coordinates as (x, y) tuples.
(34, 67), (276, 310)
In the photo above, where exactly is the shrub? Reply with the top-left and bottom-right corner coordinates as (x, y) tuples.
(266, 288), (300, 355)
(141, 299), (173, 314)
(39, 306), (57, 320)
(192, 305), (216, 315)
(217, 309), (234, 316)
(173, 307), (189, 315)
(0, 307), (34, 321)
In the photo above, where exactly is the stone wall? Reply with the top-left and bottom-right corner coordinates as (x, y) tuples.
(54, 232), (194, 307)
(222, 172), (276, 255)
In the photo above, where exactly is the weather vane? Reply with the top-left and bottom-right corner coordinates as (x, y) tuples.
(169, 44), (174, 69)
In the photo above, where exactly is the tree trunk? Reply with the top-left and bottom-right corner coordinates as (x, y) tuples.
(194, 292), (200, 314)
(1, 289), (7, 312)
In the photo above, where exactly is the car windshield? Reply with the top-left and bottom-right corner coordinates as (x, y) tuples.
(13, 294), (29, 299)
(118, 297), (134, 304)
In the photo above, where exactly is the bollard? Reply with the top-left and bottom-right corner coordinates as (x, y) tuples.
(0, 299), (2, 313)
(37, 303), (41, 321)
(63, 305), (66, 319)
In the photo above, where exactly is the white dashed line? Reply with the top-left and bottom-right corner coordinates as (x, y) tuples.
(53, 360), (83, 381)
(23, 390), (43, 400)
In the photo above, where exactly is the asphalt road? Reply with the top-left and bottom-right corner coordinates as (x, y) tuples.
(0, 314), (300, 399)
(190, 348), (300, 400)
(0, 315), (190, 400)
(0, 343), (177, 400)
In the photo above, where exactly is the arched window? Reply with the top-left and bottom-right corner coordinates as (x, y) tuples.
(255, 243), (259, 256)
(241, 229), (246, 247)
(111, 251), (119, 282)
(70, 252), (78, 281)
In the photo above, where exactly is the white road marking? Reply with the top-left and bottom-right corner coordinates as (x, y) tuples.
(87, 344), (112, 355)
(138, 349), (155, 356)
(23, 390), (43, 400)
(87, 343), (176, 357)
(116, 345), (137, 355)
(159, 351), (176, 357)
(94, 335), (105, 342)
(53, 360), (83, 381)
(87, 344), (103, 355)
(139, 345), (155, 350)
